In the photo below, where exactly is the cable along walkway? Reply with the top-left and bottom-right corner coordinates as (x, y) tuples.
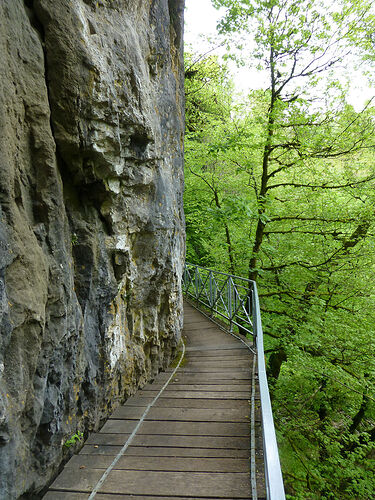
(45, 301), (266, 499)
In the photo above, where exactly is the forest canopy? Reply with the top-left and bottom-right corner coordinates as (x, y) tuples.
(184, 0), (375, 497)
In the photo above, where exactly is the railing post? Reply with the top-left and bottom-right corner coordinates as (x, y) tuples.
(209, 271), (213, 313)
(251, 285), (257, 340)
(194, 265), (199, 300)
(228, 277), (233, 332)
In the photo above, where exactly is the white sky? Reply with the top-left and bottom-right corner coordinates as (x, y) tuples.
(184, 0), (267, 93)
(184, 0), (223, 43)
(184, 0), (374, 110)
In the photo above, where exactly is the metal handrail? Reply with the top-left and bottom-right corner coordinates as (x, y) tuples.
(183, 263), (285, 500)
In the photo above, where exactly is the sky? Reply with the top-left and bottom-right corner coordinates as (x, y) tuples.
(184, 0), (266, 93)
(184, 0), (223, 44)
(184, 0), (374, 110)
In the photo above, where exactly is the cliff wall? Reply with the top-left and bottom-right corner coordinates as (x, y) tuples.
(0, 1), (185, 497)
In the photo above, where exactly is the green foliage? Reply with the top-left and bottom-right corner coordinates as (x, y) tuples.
(64, 431), (83, 448)
(184, 1), (375, 496)
(185, 52), (233, 133)
(71, 233), (78, 246)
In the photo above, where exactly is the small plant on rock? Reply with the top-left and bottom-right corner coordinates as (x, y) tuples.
(64, 431), (83, 448)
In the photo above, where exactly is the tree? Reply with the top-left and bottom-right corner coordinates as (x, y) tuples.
(184, 53), (245, 272)
(184, 1), (375, 495)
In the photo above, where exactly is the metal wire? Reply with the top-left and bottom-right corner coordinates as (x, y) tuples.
(88, 341), (186, 499)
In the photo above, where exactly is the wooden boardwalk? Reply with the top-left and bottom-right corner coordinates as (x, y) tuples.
(44, 302), (264, 499)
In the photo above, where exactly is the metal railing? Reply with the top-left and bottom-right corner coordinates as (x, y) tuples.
(183, 263), (285, 500)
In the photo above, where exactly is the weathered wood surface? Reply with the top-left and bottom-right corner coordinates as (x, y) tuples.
(45, 301), (265, 499)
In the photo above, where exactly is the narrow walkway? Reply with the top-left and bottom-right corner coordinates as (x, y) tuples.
(44, 302), (264, 499)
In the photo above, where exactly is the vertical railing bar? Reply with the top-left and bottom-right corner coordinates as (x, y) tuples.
(209, 271), (213, 313)
(195, 266), (199, 300)
(248, 293), (252, 331)
(228, 277), (232, 332)
(212, 276), (217, 313)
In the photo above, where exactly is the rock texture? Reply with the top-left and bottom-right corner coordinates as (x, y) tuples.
(0, 0), (185, 498)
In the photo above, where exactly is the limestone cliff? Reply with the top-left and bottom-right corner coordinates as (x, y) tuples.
(0, 0), (185, 497)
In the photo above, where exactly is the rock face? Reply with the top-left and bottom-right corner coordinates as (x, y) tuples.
(0, 0), (185, 497)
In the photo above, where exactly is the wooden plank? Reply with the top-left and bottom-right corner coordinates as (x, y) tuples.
(110, 406), (250, 422)
(165, 367), (251, 373)
(66, 455), (250, 472)
(140, 384), (251, 392)
(183, 310), (206, 317)
(44, 493), (234, 500)
(49, 467), (103, 493)
(167, 374), (252, 383)
(186, 350), (251, 357)
(100, 420), (250, 437)
(105, 470), (252, 498)
(43, 494), (89, 500)
(181, 361), (251, 374)
(182, 324), (221, 331)
(183, 314), (213, 320)
(168, 377), (251, 385)
(149, 369), (253, 383)
(186, 354), (251, 360)
(185, 340), (240, 349)
(51, 469), (251, 498)
(170, 366), (251, 373)
(185, 359), (250, 365)
(136, 390), (251, 399)
(79, 445), (250, 458)
(184, 319), (211, 323)
(185, 358), (251, 365)
(186, 351), (250, 358)
(146, 367), (238, 385)
(185, 338), (238, 347)
(186, 345), (248, 352)
(123, 397), (251, 409)
(184, 332), (237, 341)
(186, 348), (250, 355)
(183, 324), (225, 331)
(171, 370), (251, 379)
(138, 380), (252, 392)
(85, 433), (250, 449)
(183, 318), (219, 324)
